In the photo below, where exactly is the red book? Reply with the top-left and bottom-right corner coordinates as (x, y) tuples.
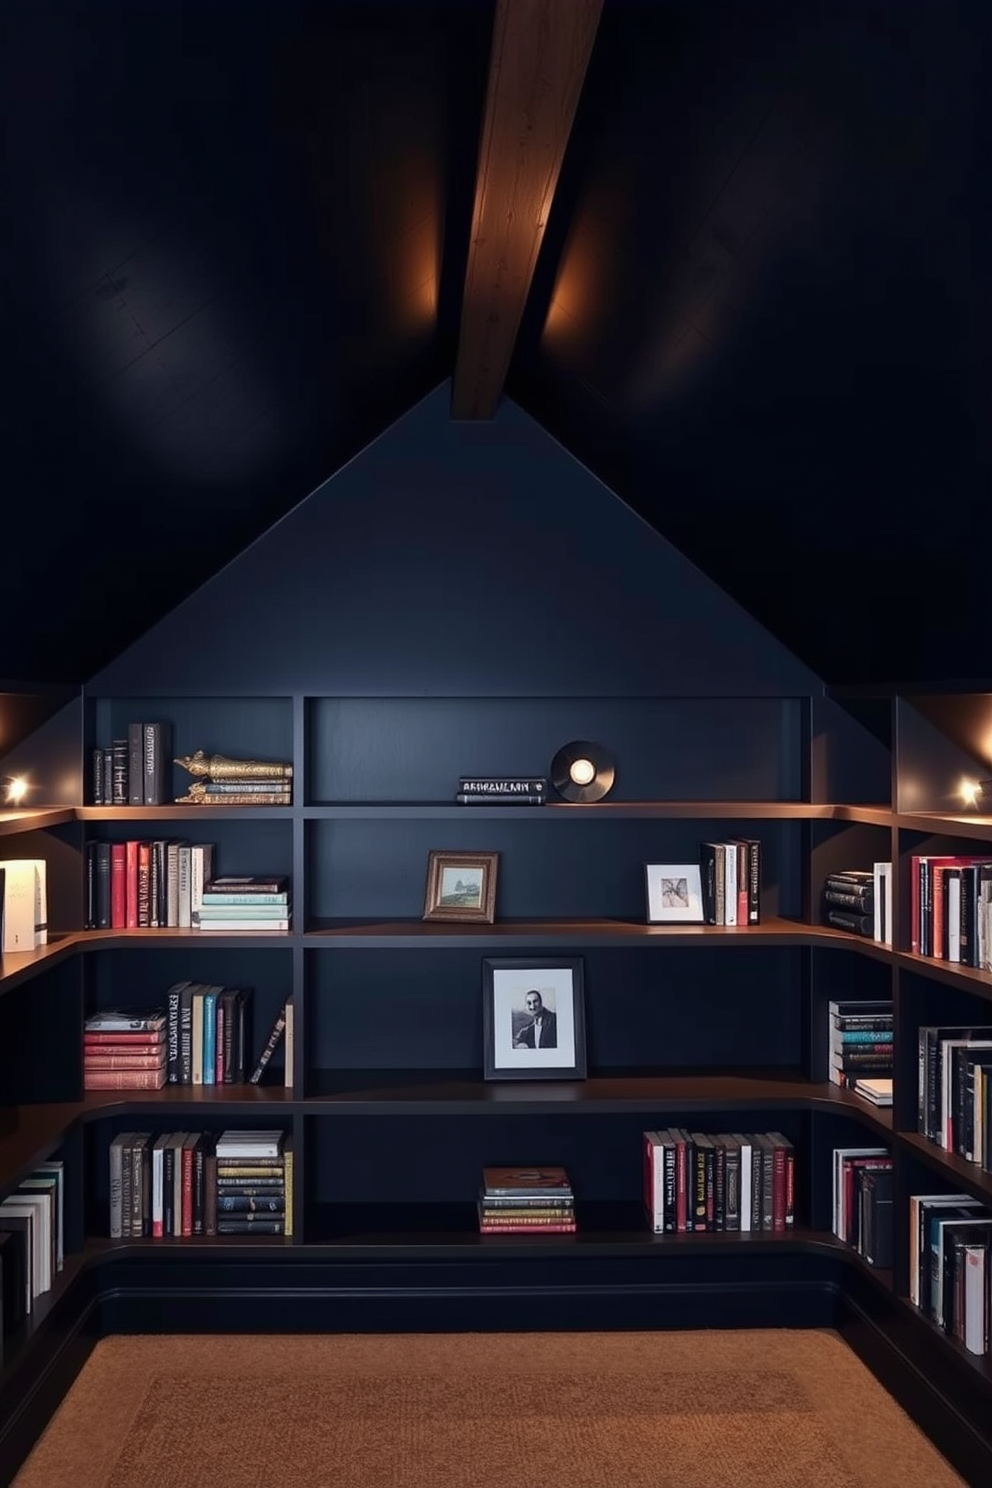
(84, 1032), (165, 1049)
(126, 839), (139, 928)
(83, 1069), (166, 1090)
(182, 1142), (195, 1237)
(479, 1222), (577, 1233)
(83, 1052), (168, 1070)
(111, 842), (126, 928)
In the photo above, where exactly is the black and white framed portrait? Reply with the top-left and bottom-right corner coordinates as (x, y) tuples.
(482, 957), (586, 1081)
(644, 862), (704, 924)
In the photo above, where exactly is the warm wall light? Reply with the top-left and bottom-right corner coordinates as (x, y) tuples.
(960, 777), (992, 808)
(1, 775), (28, 806)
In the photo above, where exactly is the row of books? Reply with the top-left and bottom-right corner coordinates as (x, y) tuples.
(0, 1160), (64, 1339)
(698, 839), (761, 926)
(832, 1146), (893, 1268)
(110, 1128), (293, 1238)
(84, 994), (294, 1089)
(822, 864), (892, 943)
(910, 853), (992, 967)
(644, 1129), (794, 1233)
(478, 1166), (575, 1233)
(919, 1023), (992, 1170)
(91, 721), (170, 806)
(829, 998), (893, 1098)
(85, 839), (214, 929)
(911, 1193), (992, 1356)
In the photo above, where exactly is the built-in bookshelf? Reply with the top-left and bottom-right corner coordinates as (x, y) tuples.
(3, 687), (992, 1485)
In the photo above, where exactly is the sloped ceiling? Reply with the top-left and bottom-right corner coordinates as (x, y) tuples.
(1, 0), (989, 688)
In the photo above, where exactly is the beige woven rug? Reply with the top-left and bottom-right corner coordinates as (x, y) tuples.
(12, 1330), (966, 1488)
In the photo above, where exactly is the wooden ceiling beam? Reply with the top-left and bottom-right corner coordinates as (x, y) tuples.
(451, 0), (604, 420)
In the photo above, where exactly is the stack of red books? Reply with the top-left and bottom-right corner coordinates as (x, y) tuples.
(478, 1166), (576, 1235)
(84, 1009), (166, 1089)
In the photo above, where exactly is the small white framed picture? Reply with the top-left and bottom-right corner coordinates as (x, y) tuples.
(645, 863), (704, 923)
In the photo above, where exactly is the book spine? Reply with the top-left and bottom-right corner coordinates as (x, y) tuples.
(111, 739), (128, 805)
(144, 722), (170, 806)
(128, 723), (144, 805)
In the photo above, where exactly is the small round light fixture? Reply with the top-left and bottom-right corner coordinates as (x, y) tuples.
(551, 740), (615, 803)
(1, 774), (27, 806)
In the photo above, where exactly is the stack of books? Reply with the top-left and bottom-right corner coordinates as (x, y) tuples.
(456, 776), (547, 805)
(215, 1129), (291, 1235)
(175, 752), (293, 807)
(853, 1076), (893, 1107)
(829, 998), (893, 1091)
(478, 1166), (575, 1234)
(193, 876), (291, 932)
(84, 1009), (166, 1089)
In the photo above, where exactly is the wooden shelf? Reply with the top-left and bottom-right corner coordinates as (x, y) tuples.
(305, 1201), (833, 1251)
(898, 1131), (992, 1202)
(0, 808), (76, 837)
(303, 1068), (895, 1128)
(0, 1088), (294, 1197)
(897, 1295), (992, 1390)
(0, 935), (80, 997)
(302, 800), (891, 820)
(894, 949), (992, 1001)
(76, 805), (293, 821)
(79, 927), (294, 947)
(10, 801), (992, 841)
(302, 914), (870, 948)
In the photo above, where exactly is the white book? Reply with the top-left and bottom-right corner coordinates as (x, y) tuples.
(643, 1131), (665, 1232)
(947, 874), (962, 962)
(872, 862), (893, 946)
(151, 1134), (170, 1238)
(723, 842), (737, 926)
(732, 1134), (752, 1233)
(216, 1130), (284, 1159)
(190, 844), (214, 915)
(2, 1194), (49, 1294)
(284, 995), (294, 1089)
(963, 1245), (988, 1354)
(33, 1161), (65, 1269)
(0, 858), (47, 951)
(177, 846), (192, 928)
(19, 1174), (61, 1273)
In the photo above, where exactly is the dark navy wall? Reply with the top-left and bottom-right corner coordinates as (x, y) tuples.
(89, 383), (818, 699)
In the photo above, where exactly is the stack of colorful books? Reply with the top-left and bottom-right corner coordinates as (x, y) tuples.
(478, 1165), (575, 1234)
(193, 875), (291, 932)
(84, 1009), (166, 1089)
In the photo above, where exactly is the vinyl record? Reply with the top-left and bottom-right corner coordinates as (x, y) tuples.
(551, 740), (615, 803)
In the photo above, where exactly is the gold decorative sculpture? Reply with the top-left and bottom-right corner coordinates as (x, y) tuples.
(174, 750), (293, 781)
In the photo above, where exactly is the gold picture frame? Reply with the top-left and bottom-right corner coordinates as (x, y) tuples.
(423, 850), (499, 923)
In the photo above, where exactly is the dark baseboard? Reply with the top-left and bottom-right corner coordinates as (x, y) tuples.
(1, 1247), (990, 1488)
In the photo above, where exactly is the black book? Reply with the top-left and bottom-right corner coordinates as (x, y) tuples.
(101, 748), (113, 807)
(128, 722), (144, 805)
(860, 1167), (893, 1269)
(0, 1229), (27, 1336)
(91, 748), (104, 806)
(143, 722), (171, 806)
(95, 841), (112, 929)
(111, 739), (128, 806)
